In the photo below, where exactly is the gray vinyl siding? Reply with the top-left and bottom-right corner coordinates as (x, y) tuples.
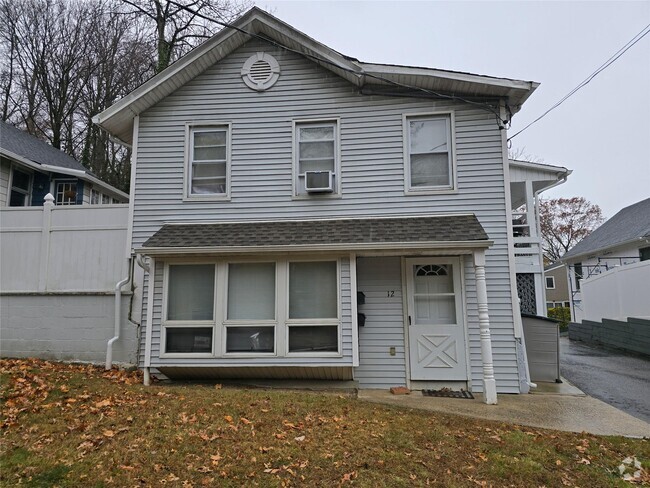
(133, 38), (520, 391)
(0, 158), (10, 205)
(355, 257), (407, 388)
(143, 257), (353, 368)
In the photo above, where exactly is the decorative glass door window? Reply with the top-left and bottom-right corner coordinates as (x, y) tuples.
(413, 264), (456, 324)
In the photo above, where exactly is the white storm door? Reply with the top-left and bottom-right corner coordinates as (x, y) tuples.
(406, 258), (467, 381)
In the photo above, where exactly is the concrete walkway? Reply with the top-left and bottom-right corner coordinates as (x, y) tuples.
(358, 380), (650, 438)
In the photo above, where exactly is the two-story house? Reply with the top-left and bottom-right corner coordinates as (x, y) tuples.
(94, 8), (545, 403)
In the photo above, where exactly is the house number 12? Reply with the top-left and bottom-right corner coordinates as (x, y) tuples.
(386, 291), (395, 297)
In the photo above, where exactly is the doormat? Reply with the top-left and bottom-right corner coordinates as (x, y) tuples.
(422, 389), (474, 399)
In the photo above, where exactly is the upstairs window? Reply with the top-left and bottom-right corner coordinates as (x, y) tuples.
(545, 276), (555, 289)
(405, 113), (455, 192)
(294, 121), (339, 196)
(9, 168), (31, 207)
(187, 126), (229, 198)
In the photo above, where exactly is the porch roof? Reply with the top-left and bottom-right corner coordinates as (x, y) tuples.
(139, 215), (491, 255)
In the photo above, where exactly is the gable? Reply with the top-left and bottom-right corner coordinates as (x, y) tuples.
(94, 7), (538, 145)
(144, 37), (357, 119)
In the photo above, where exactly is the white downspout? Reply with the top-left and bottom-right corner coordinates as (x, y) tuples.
(135, 254), (152, 385)
(106, 259), (133, 370)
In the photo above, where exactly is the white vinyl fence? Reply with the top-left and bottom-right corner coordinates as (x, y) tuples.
(0, 199), (137, 365)
(1, 200), (128, 292)
(582, 260), (650, 322)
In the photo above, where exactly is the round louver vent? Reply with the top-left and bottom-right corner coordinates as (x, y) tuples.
(241, 52), (280, 91)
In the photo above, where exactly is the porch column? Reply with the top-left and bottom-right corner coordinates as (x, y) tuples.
(473, 250), (497, 404)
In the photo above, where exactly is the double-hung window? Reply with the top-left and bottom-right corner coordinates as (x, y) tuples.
(9, 168), (31, 207)
(405, 113), (455, 192)
(294, 120), (339, 196)
(187, 125), (229, 198)
(163, 264), (215, 355)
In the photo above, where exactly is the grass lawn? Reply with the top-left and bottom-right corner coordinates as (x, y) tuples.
(1, 358), (648, 487)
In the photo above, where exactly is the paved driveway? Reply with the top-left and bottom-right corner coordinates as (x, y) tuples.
(560, 337), (650, 423)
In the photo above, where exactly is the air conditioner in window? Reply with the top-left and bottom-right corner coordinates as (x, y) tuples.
(304, 171), (334, 193)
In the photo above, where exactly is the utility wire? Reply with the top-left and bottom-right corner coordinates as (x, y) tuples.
(166, 1), (510, 127)
(508, 23), (650, 141)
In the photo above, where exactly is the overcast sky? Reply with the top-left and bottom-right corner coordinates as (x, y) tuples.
(255, 0), (650, 218)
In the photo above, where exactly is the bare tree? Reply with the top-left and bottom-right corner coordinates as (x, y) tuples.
(79, 1), (153, 188)
(508, 146), (544, 163)
(1, 0), (95, 150)
(0, 0), (249, 192)
(539, 197), (605, 261)
(119, 0), (249, 73)
(0, 0), (47, 134)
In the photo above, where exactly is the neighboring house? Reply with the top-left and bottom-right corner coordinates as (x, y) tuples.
(544, 262), (570, 310)
(94, 7), (558, 401)
(562, 197), (650, 322)
(0, 123), (135, 365)
(508, 159), (571, 316)
(0, 121), (128, 206)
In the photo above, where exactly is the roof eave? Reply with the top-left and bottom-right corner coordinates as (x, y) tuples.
(93, 7), (540, 143)
(561, 236), (649, 263)
(1, 148), (128, 201)
(136, 239), (493, 256)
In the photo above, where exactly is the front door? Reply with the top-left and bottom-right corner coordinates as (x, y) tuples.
(406, 258), (467, 381)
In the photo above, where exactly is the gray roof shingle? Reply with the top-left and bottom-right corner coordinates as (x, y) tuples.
(142, 215), (489, 251)
(0, 121), (88, 172)
(562, 198), (650, 260)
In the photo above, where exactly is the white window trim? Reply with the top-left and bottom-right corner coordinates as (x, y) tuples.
(292, 118), (341, 199)
(54, 179), (79, 206)
(403, 111), (457, 195)
(545, 276), (556, 289)
(8, 165), (33, 207)
(160, 262), (218, 358)
(159, 258), (343, 359)
(183, 122), (232, 201)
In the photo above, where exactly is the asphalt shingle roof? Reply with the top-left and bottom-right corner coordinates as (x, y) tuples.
(142, 215), (489, 250)
(562, 198), (650, 260)
(0, 121), (88, 172)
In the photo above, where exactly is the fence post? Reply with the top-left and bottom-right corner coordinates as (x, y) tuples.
(38, 193), (55, 292)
